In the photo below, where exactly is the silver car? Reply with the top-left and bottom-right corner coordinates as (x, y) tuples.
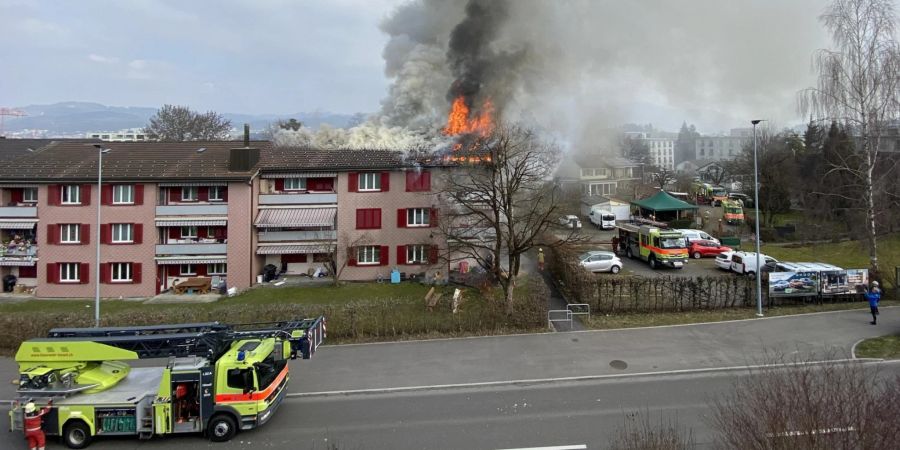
(559, 215), (582, 229)
(579, 251), (622, 274)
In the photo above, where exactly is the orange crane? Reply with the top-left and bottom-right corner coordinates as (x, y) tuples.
(0, 108), (27, 137)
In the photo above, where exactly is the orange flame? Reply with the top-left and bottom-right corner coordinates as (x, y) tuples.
(443, 96), (494, 137)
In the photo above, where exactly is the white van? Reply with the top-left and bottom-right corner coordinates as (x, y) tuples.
(589, 208), (617, 230)
(676, 229), (720, 245)
(730, 251), (778, 279)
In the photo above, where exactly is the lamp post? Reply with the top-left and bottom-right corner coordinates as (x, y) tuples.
(92, 144), (110, 327)
(751, 120), (765, 317)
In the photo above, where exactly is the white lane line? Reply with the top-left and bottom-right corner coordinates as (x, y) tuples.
(496, 445), (587, 450)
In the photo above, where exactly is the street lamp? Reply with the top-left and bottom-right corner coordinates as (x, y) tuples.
(92, 144), (110, 327)
(751, 120), (765, 317)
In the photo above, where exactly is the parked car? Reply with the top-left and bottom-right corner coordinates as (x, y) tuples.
(578, 250), (622, 274)
(714, 251), (736, 270)
(676, 229), (720, 244)
(559, 215), (582, 229)
(730, 251), (778, 279)
(689, 240), (733, 259)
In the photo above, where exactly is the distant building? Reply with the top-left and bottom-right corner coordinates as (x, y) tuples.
(694, 136), (750, 161)
(623, 131), (676, 170)
(556, 154), (640, 197)
(86, 128), (149, 142)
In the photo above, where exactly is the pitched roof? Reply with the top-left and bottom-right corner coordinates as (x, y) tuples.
(0, 138), (98, 160)
(0, 140), (271, 182)
(630, 190), (699, 212)
(259, 147), (406, 172)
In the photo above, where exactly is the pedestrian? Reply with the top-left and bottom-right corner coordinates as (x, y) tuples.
(871, 280), (882, 296)
(23, 400), (52, 450)
(611, 236), (619, 255)
(865, 286), (881, 325)
(537, 248), (545, 271)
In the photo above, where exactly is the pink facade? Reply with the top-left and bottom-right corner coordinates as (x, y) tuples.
(225, 181), (254, 290)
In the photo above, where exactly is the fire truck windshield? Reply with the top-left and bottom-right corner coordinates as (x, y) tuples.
(660, 237), (686, 249)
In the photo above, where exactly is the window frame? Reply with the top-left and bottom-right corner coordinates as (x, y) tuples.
(207, 263), (227, 275)
(181, 186), (198, 202)
(357, 246), (380, 265)
(181, 226), (198, 239)
(112, 185), (134, 204)
(59, 263), (80, 283)
(284, 178), (306, 191)
(22, 188), (38, 203)
(407, 208), (430, 227)
(61, 185), (81, 205)
(179, 264), (196, 275)
(358, 173), (381, 191)
(111, 223), (134, 243)
(60, 224), (80, 244)
(406, 245), (427, 264)
(208, 186), (224, 201)
(110, 262), (132, 282)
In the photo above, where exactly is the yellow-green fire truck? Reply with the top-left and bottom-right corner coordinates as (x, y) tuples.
(617, 223), (688, 269)
(9, 317), (325, 448)
(722, 200), (744, 225)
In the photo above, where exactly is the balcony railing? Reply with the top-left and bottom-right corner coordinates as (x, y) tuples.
(257, 230), (337, 242)
(259, 193), (337, 205)
(156, 204), (228, 216)
(0, 206), (37, 218)
(156, 243), (227, 255)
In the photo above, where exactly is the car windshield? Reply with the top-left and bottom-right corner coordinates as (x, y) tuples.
(660, 237), (686, 249)
(712, 188), (727, 196)
(602, 215), (615, 221)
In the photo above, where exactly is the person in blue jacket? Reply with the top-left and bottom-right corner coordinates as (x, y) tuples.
(865, 285), (881, 325)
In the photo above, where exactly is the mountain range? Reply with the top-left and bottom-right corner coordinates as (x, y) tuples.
(2, 102), (359, 137)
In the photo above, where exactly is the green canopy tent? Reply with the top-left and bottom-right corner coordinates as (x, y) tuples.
(630, 191), (699, 222)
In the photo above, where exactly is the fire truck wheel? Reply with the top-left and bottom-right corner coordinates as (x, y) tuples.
(648, 256), (658, 269)
(63, 420), (92, 449)
(208, 414), (237, 442)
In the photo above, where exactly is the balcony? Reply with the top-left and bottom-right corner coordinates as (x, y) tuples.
(257, 230), (337, 242)
(259, 193), (336, 205)
(0, 206), (37, 218)
(156, 204), (228, 216)
(156, 243), (227, 255)
(0, 245), (38, 266)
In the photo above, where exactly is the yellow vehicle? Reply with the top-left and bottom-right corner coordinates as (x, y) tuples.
(722, 200), (744, 224)
(617, 223), (688, 269)
(9, 317), (325, 448)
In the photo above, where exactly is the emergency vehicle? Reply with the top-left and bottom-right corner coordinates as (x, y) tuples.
(617, 222), (688, 269)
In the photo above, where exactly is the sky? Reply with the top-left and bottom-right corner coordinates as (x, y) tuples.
(1, 0), (849, 134)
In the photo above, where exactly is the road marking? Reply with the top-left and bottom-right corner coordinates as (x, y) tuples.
(495, 445), (586, 450)
(850, 337), (866, 359)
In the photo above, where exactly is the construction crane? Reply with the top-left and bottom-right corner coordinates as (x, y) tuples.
(0, 107), (27, 137)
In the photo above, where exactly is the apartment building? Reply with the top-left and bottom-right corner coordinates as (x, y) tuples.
(694, 136), (750, 161)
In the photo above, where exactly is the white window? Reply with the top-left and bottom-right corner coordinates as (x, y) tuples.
(60, 224), (80, 243)
(208, 186), (224, 201)
(358, 173), (381, 191)
(22, 188), (37, 203)
(181, 186), (198, 201)
(284, 178), (306, 190)
(180, 264), (196, 275)
(61, 185), (80, 204)
(113, 185), (134, 204)
(111, 224), (133, 243)
(407, 208), (430, 227)
(207, 263), (227, 275)
(357, 246), (380, 265)
(60, 263), (80, 282)
(407, 245), (427, 264)
(206, 226), (217, 238)
(111, 263), (132, 282)
(181, 226), (197, 238)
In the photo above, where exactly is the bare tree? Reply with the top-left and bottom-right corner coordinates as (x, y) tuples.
(799, 0), (900, 274)
(144, 104), (232, 141)
(650, 167), (676, 191)
(438, 123), (575, 314)
(325, 232), (373, 286)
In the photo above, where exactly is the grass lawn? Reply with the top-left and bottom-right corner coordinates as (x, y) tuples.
(854, 334), (900, 359)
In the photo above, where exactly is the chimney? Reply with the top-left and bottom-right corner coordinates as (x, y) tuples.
(229, 124), (259, 172)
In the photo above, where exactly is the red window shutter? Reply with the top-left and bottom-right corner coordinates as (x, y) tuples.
(198, 226), (208, 239)
(169, 227), (180, 239)
(79, 263), (89, 284)
(374, 209), (382, 229)
(221, 187), (228, 202)
(10, 189), (22, 204)
(380, 172), (390, 192)
(428, 245), (439, 264)
(397, 245), (407, 265)
(429, 208), (439, 228)
(405, 172), (414, 192)
(101, 185), (113, 205)
(169, 188), (180, 203)
(133, 224), (143, 244)
(100, 263), (109, 284)
(379, 245), (389, 266)
(214, 227), (227, 239)
(196, 264), (208, 276)
(132, 263), (142, 284)
(134, 184), (144, 205)
(348, 172), (358, 192)
(19, 265), (37, 278)
(397, 209), (407, 228)
(48, 185), (60, 206)
(100, 224), (110, 244)
(81, 184), (91, 206)
(46, 263), (59, 284)
(198, 187), (209, 202)
(80, 224), (90, 245)
(348, 249), (357, 267)
(47, 224), (58, 245)
(356, 209), (365, 229)
(275, 179), (285, 191)
(422, 171), (431, 191)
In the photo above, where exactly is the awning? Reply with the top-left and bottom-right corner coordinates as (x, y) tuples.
(0, 259), (37, 266)
(155, 256), (227, 265)
(158, 182), (228, 187)
(255, 208), (336, 228)
(257, 244), (334, 255)
(155, 217), (227, 227)
(0, 220), (38, 229)
(262, 172), (337, 179)
(0, 184), (38, 188)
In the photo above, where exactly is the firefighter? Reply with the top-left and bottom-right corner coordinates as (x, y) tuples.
(23, 400), (52, 450)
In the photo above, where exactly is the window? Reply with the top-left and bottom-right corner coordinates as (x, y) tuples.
(284, 178), (306, 191)
(22, 188), (37, 203)
(206, 226), (218, 239)
(180, 264), (196, 275)
(227, 368), (255, 391)
(111, 263), (132, 282)
(208, 186), (225, 201)
(407, 208), (430, 227)
(356, 209), (381, 229)
(60, 263), (80, 282)
(358, 173), (381, 191)
(113, 185), (134, 204)
(181, 226), (198, 238)
(407, 245), (427, 264)
(111, 224), (133, 243)
(61, 185), (80, 204)
(357, 246), (380, 265)
(208, 263), (227, 275)
(60, 224), (80, 243)
(181, 186), (198, 201)
(406, 171), (431, 191)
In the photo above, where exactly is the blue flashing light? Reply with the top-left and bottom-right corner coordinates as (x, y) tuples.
(237, 350), (246, 362)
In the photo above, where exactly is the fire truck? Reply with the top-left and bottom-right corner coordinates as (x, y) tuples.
(617, 222), (688, 269)
(722, 199), (745, 224)
(9, 316), (325, 448)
